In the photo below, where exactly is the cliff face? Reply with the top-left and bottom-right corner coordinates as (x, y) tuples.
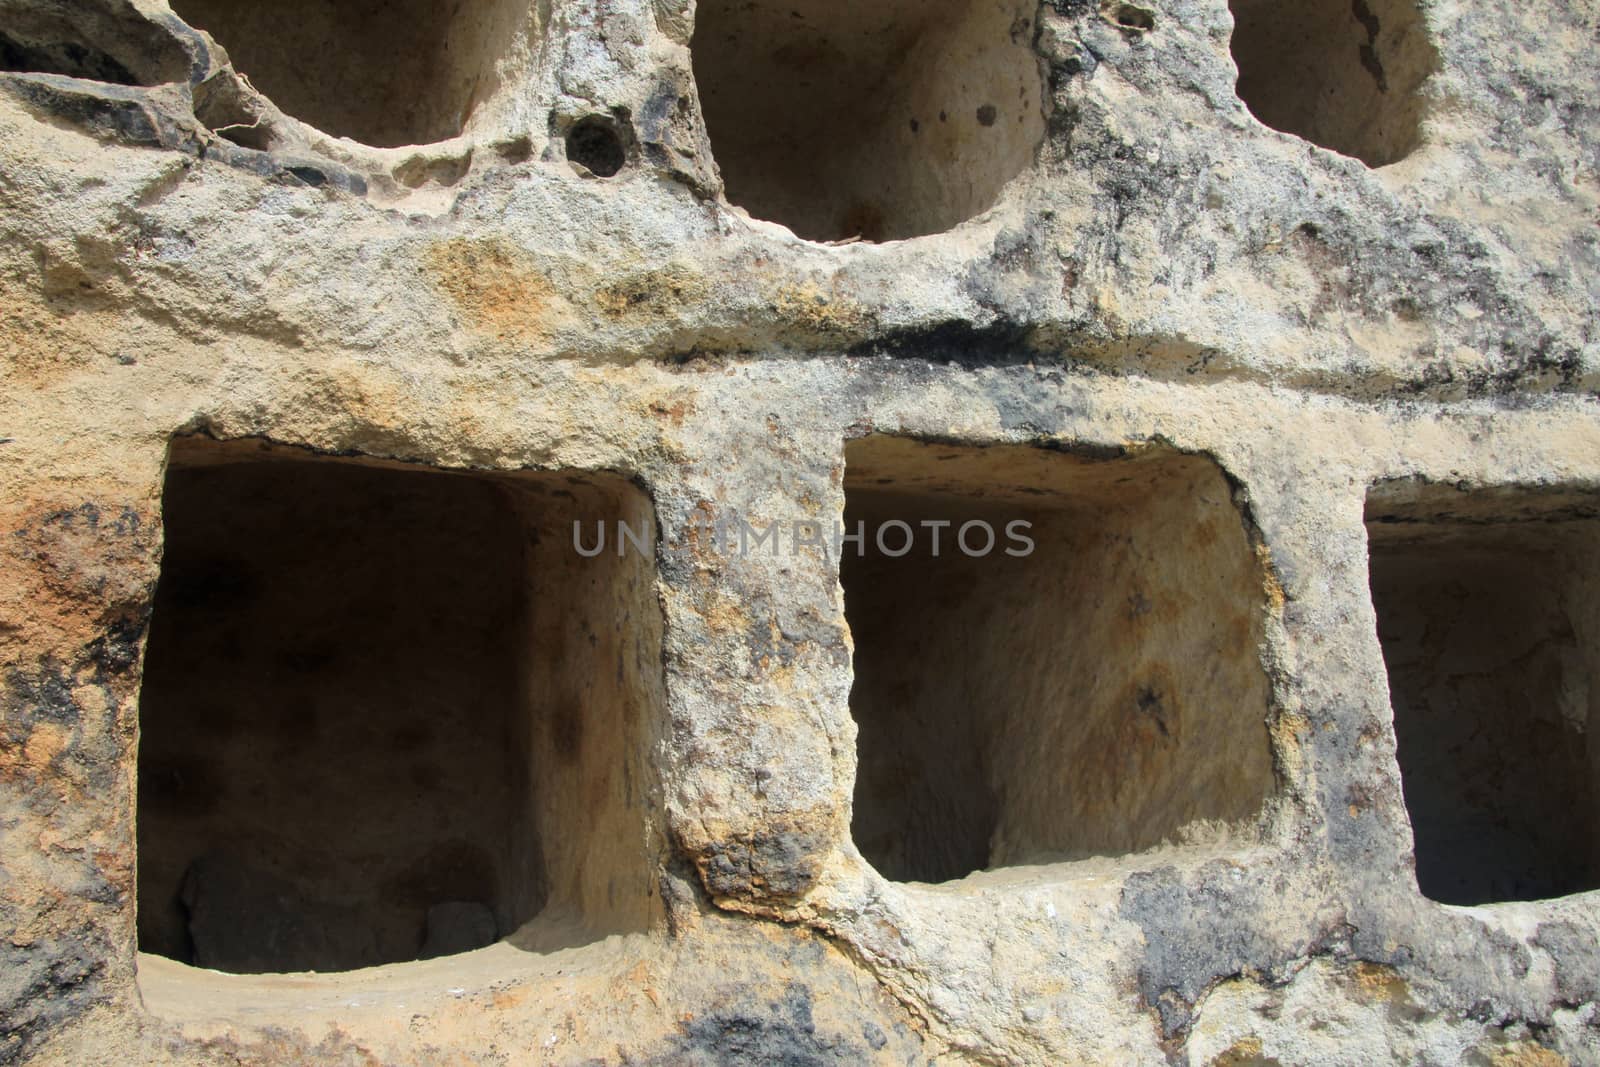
(1, 0), (1597, 1062)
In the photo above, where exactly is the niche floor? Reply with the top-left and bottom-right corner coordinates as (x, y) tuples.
(1367, 483), (1600, 905)
(841, 437), (1277, 884)
(136, 438), (665, 974)
(691, 0), (1045, 242)
(1229, 0), (1435, 166)
(168, 0), (534, 146)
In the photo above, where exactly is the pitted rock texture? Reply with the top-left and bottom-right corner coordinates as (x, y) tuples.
(0, 0), (1598, 1063)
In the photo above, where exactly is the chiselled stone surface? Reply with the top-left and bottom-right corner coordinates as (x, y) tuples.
(1, 0), (1598, 1062)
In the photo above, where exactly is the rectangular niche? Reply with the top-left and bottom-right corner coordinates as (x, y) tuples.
(168, 0), (535, 147)
(841, 437), (1278, 884)
(136, 438), (666, 975)
(1366, 481), (1600, 905)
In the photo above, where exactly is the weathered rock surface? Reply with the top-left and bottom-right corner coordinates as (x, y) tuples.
(1, 0), (1597, 1062)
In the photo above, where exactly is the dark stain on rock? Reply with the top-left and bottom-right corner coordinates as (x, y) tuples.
(657, 985), (865, 1065)
(688, 822), (830, 904)
(0, 74), (185, 149)
(3, 658), (80, 729)
(0, 939), (106, 1064)
(1136, 685), (1172, 739)
(14, 502), (153, 605)
(1350, 0), (1389, 91)
(1119, 863), (1310, 1039)
(1533, 921), (1600, 1004)
(82, 613), (148, 678)
(849, 317), (1037, 368)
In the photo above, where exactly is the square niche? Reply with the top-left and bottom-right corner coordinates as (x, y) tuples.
(841, 436), (1278, 884)
(136, 438), (666, 974)
(1367, 481), (1600, 905)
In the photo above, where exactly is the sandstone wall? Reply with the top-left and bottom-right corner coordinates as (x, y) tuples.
(1, 0), (1598, 1062)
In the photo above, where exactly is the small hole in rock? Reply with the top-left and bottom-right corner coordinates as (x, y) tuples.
(1229, 0), (1437, 166)
(395, 151), (475, 189)
(496, 136), (534, 165)
(566, 117), (627, 177)
(1111, 3), (1156, 31)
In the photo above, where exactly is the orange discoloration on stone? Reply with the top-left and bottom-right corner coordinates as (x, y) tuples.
(490, 987), (528, 1012)
(698, 589), (751, 639)
(648, 397), (694, 426)
(770, 279), (870, 336)
(1256, 543), (1285, 616)
(1269, 711), (1310, 782)
(22, 722), (71, 771)
(594, 264), (708, 320)
(0, 497), (158, 654)
(1209, 1037), (1277, 1066)
(1348, 961), (1411, 1005)
(0, 278), (106, 390)
(424, 239), (573, 341)
(1489, 1043), (1568, 1067)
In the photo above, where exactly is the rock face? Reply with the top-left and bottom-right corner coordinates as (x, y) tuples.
(0, 0), (1597, 1062)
